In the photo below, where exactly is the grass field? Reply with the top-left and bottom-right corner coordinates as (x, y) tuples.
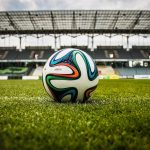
(0, 79), (150, 150)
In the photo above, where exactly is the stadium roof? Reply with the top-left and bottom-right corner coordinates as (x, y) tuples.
(0, 10), (150, 35)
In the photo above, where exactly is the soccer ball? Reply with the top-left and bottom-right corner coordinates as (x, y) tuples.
(42, 48), (99, 103)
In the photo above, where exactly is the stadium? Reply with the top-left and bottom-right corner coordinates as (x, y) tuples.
(0, 7), (150, 150)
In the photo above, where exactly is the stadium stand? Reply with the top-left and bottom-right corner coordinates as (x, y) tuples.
(0, 46), (55, 60)
(132, 46), (150, 59)
(32, 66), (43, 76)
(25, 46), (54, 60)
(116, 67), (150, 76)
(94, 47), (106, 59)
(115, 49), (131, 59)
(95, 46), (132, 59)
(130, 47), (145, 59)
(97, 66), (116, 75)
(0, 47), (9, 59)
(0, 45), (149, 79)
(0, 46), (150, 60)
(97, 65), (120, 79)
(60, 46), (93, 56)
(0, 47), (17, 60)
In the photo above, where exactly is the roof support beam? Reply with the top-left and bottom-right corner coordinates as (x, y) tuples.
(71, 11), (77, 30)
(111, 11), (120, 30)
(50, 11), (57, 31)
(28, 12), (39, 30)
(90, 11), (98, 30)
(129, 11), (142, 33)
(0, 29), (149, 35)
(146, 14), (150, 32)
(6, 12), (20, 31)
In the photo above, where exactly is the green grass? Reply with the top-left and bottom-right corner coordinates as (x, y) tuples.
(0, 80), (150, 150)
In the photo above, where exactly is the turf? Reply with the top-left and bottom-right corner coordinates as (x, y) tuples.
(0, 79), (150, 150)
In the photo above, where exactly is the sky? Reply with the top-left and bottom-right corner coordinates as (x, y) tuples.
(0, 0), (150, 49)
(0, 0), (150, 11)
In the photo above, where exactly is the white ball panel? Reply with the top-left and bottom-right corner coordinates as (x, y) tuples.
(44, 65), (73, 75)
(81, 51), (95, 72)
(55, 49), (73, 60)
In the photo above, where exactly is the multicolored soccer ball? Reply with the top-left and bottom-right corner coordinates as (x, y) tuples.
(42, 48), (99, 103)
